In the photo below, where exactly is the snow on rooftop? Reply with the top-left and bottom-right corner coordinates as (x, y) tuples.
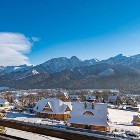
(33, 98), (72, 114)
(68, 102), (108, 126)
(84, 94), (95, 100)
(0, 99), (8, 104)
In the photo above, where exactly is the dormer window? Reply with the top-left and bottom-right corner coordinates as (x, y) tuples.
(43, 102), (53, 112)
(65, 105), (71, 112)
(45, 103), (50, 108)
(83, 111), (94, 115)
(42, 107), (53, 112)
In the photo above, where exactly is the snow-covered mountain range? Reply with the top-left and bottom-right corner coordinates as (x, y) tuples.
(1, 54), (140, 92)
(0, 56), (99, 76)
(1, 54), (140, 76)
(0, 65), (33, 74)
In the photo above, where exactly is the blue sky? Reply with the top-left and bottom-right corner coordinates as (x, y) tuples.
(0, 0), (140, 65)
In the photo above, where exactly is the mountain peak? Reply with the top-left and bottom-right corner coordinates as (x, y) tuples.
(114, 54), (128, 58)
(70, 56), (80, 60)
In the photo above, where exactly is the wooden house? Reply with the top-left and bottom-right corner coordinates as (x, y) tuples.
(126, 97), (138, 107)
(84, 94), (95, 102)
(132, 115), (140, 126)
(0, 99), (9, 108)
(33, 98), (72, 121)
(67, 102), (109, 131)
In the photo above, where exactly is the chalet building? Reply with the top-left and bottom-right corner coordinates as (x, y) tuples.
(33, 98), (72, 121)
(69, 95), (80, 101)
(67, 102), (109, 131)
(95, 96), (104, 103)
(126, 97), (138, 107)
(0, 99), (10, 113)
(132, 115), (140, 126)
(0, 99), (9, 108)
(108, 95), (117, 104)
(84, 94), (95, 102)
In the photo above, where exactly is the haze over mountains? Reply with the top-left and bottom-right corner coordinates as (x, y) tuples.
(0, 54), (140, 93)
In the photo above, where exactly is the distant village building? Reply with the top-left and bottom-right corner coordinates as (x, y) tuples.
(108, 95), (117, 104)
(0, 99), (9, 108)
(126, 97), (138, 107)
(0, 99), (10, 115)
(69, 95), (80, 101)
(67, 102), (109, 131)
(95, 96), (103, 103)
(33, 98), (72, 121)
(84, 94), (95, 102)
(132, 115), (140, 126)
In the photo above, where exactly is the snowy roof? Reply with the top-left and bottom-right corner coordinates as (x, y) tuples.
(84, 94), (95, 101)
(0, 99), (9, 104)
(68, 102), (108, 126)
(108, 95), (117, 101)
(69, 95), (79, 100)
(33, 98), (72, 114)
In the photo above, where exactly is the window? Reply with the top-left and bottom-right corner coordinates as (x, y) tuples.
(45, 103), (50, 108)
(65, 106), (71, 112)
(83, 111), (94, 115)
(42, 107), (53, 112)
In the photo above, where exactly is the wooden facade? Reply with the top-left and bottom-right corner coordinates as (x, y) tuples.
(133, 123), (140, 126)
(133, 115), (140, 127)
(127, 99), (137, 107)
(35, 112), (70, 121)
(71, 123), (109, 131)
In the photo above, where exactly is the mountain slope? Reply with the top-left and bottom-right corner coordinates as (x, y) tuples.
(1, 63), (140, 93)
(34, 56), (98, 73)
(1, 54), (140, 93)
(0, 65), (33, 75)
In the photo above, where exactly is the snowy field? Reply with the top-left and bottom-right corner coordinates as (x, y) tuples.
(108, 108), (140, 133)
(5, 127), (64, 140)
(4, 108), (140, 134)
(5, 111), (65, 127)
(3, 112), (65, 140)
(2, 107), (140, 139)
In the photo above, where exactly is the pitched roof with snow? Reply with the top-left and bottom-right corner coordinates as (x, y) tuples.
(84, 94), (95, 101)
(108, 95), (117, 102)
(33, 98), (72, 114)
(68, 102), (108, 126)
(0, 99), (9, 104)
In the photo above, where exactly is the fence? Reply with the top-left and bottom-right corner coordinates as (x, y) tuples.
(0, 118), (116, 140)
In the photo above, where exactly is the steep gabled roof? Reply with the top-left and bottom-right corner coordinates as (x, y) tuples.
(0, 99), (8, 104)
(68, 102), (108, 126)
(33, 98), (72, 114)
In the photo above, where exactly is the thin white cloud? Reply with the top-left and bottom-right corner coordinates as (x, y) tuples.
(0, 32), (39, 66)
(31, 37), (40, 42)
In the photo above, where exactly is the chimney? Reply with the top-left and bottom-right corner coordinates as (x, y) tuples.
(92, 102), (94, 109)
(84, 102), (87, 108)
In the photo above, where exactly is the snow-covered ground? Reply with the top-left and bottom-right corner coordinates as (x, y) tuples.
(5, 108), (140, 134)
(108, 108), (140, 133)
(5, 111), (65, 127)
(2, 112), (65, 140)
(2, 107), (140, 139)
(5, 127), (64, 140)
